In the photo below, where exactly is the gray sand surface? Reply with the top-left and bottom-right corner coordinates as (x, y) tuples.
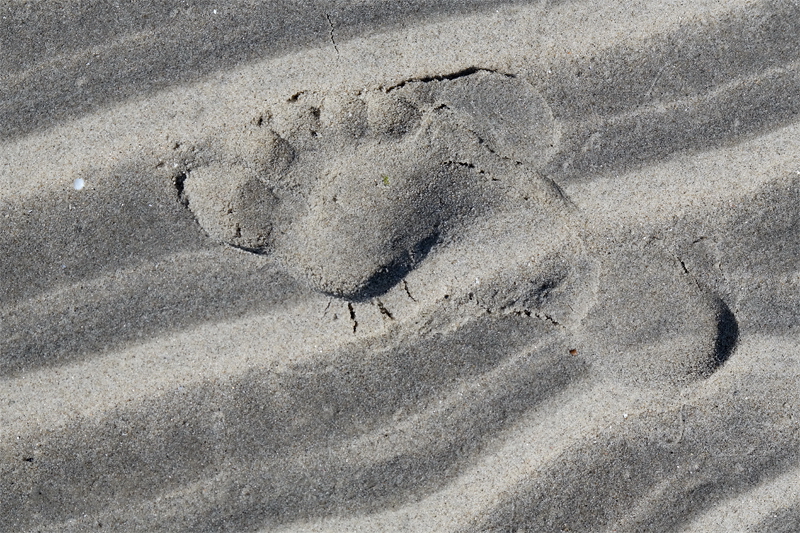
(1, 0), (799, 531)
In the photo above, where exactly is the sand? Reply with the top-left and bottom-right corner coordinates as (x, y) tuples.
(1, 0), (799, 531)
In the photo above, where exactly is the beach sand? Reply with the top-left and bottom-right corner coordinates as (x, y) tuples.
(1, 0), (799, 531)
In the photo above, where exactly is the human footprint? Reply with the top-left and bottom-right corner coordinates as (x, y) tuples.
(178, 69), (560, 299)
(173, 68), (738, 387)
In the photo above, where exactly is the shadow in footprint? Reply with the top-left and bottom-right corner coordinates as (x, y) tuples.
(712, 299), (739, 371)
(715, 172), (800, 335)
(576, 248), (740, 386)
(348, 231), (440, 302)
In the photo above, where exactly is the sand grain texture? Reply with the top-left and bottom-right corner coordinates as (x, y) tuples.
(1, 0), (799, 531)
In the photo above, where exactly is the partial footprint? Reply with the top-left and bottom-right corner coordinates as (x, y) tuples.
(575, 247), (738, 387)
(274, 71), (559, 299)
(175, 69), (559, 300)
(175, 127), (298, 253)
(182, 164), (279, 253)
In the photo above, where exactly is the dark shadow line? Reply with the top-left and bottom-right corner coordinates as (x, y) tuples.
(0, 159), (209, 306)
(534, 0), (800, 122)
(346, 231), (440, 302)
(713, 299), (739, 370)
(545, 65), (800, 181)
(0, 254), (306, 377)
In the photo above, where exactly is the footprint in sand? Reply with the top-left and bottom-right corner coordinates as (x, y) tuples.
(173, 68), (737, 387)
(177, 69), (560, 298)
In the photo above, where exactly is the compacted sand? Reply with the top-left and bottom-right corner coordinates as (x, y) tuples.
(1, 0), (799, 531)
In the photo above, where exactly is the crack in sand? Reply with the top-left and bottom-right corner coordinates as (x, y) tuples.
(347, 302), (358, 333)
(534, 311), (562, 327)
(403, 280), (417, 302)
(325, 13), (339, 56)
(376, 299), (394, 320)
(385, 66), (512, 93)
